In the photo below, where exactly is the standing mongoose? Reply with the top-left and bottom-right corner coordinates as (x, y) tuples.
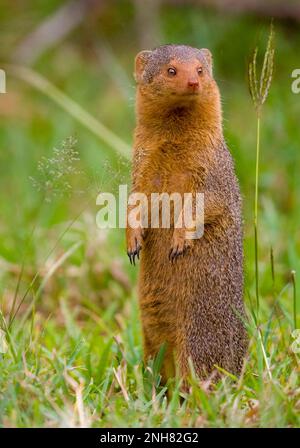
(126, 44), (248, 382)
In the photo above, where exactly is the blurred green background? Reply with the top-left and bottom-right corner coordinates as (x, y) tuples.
(1, 0), (299, 306)
(0, 0), (300, 427)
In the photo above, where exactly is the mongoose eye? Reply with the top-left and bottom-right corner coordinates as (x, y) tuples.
(167, 67), (177, 76)
(197, 67), (203, 75)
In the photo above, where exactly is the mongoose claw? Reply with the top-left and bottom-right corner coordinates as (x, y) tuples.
(169, 247), (177, 262)
(127, 237), (142, 266)
(169, 244), (187, 263)
(169, 232), (191, 263)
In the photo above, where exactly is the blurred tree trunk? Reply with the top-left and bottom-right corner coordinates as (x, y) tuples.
(134, 0), (163, 49)
(13, 0), (101, 64)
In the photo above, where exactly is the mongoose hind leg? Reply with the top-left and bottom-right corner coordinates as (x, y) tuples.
(143, 331), (176, 385)
(177, 323), (247, 383)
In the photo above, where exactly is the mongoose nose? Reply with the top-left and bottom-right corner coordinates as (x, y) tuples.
(187, 80), (199, 90)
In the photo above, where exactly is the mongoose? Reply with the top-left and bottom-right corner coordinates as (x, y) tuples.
(126, 44), (248, 382)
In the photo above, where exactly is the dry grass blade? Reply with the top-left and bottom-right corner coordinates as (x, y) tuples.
(113, 365), (130, 402)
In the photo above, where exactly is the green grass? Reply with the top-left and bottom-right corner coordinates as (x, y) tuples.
(0, 260), (299, 427)
(0, 2), (300, 427)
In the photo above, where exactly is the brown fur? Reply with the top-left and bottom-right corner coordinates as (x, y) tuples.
(126, 45), (248, 383)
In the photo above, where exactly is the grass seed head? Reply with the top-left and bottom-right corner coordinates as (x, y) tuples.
(248, 23), (275, 116)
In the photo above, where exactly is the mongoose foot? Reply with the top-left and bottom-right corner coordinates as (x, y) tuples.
(127, 228), (143, 265)
(169, 230), (191, 263)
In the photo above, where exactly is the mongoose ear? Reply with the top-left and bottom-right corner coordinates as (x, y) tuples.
(134, 50), (152, 83)
(201, 48), (213, 75)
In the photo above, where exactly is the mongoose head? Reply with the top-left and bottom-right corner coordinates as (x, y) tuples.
(134, 44), (218, 109)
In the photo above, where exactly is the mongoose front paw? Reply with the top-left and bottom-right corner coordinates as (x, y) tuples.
(127, 228), (143, 265)
(169, 230), (191, 263)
